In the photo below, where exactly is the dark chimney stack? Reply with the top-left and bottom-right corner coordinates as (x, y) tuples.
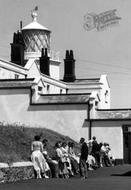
(10, 29), (25, 66)
(63, 50), (76, 82)
(13, 32), (17, 44)
(20, 21), (22, 31)
(39, 48), (50, 76)
(65, 50), (70, 59)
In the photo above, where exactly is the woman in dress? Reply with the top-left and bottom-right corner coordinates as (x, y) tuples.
(31, 135), (50, 179)
(61, 142), (73, 176)
(55, 141), (69, 178)
(42, 139), (59, 178)
(68, 142), (79, 175)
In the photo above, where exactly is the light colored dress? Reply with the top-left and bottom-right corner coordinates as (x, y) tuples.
(31, 141), (49, 178)
(61, 146), (73, 174)
(87, 155), (96, 166)
(56, 147), (69, 176)
(68, 146), (80, 164)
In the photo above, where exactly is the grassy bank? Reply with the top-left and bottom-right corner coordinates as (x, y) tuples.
(0, 123), (79, 164)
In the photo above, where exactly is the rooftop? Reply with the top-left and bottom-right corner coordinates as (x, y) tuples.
(0, 78), (34, 89)
(22, 21), (50, 31)
(92, 109), (131, 120)
(74, 78), (101, 84)
(35, 93), (91, 105)
(22, 7), (50, 31)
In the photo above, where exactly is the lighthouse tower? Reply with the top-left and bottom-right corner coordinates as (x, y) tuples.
(20, 7), (61, 80)
(10, 7), (61, 80)
(22, 7), (51, 60)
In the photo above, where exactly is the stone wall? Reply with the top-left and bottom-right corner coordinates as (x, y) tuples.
(0, 162), (34, 183)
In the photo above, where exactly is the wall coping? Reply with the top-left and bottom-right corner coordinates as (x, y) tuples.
(0, 162), (33, 168)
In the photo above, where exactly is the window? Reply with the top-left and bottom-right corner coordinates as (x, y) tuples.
(95, 101), (98, 108)
(105, 90), (108, 103)
(15, 74), (19, 79)
(60, 89), (63, 94)
(38, 86), (43, 91)
(47, 85), (50, 94)
(66, 89), (68, 94)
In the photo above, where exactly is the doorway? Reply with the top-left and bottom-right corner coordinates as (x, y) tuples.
(123, 126), (131, 164)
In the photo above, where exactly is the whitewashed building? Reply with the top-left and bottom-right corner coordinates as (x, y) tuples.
(0, 9), (131, 164)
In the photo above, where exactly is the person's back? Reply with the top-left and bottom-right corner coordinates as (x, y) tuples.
(81, 142), (88, 160)
(92, 141), (100, 154)
(31, 135), (49, 179)
(31, 141), (43, 152)
(91, 139), (101, 167)
(79, 138), (88, 179)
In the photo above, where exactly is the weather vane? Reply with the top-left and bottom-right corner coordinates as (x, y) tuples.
(31, 6), (38, 22)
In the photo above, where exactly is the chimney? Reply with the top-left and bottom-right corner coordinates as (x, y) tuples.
(10, 30), (25, 66)
(20, 21), (22, 31)
(39, 48), (50, 76)
(63, 50), (76, 82)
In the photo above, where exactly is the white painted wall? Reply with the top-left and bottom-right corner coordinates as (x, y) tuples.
(0, 87), (130, 160)
(92, 121), (123, 159)
(50, 61), (60, 80)
(91, 120), (131, 161)
(0, 60), (26, 79)
(0, 67), (24, 79)
(0, 88), (88, 142)
(26, 61), (41, 79)
(26, 61), (66, 94)
(98, 75), (111, 109)
(66, 75), (110, 109)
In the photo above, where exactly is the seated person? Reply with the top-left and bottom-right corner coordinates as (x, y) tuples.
(87, 154), (97, 170)
(87, 140), (97, 170)
(55, 141), (69, 178)
(68, 142), (79, 174)
(101, 143), (112, 167)
(42, 139), (59, 178)
(61, 142), (74, 176)
(106, 144), (115, 166)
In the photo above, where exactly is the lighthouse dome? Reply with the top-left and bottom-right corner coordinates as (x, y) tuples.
(22, 21), (50, 31)
(22, 8), (51, 60)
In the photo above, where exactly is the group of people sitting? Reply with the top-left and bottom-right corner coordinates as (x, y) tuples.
(31, 135), (115, 179)
(87, 136), (115, 170)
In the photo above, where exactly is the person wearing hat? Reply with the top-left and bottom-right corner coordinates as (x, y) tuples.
(79, 137), (88, 179)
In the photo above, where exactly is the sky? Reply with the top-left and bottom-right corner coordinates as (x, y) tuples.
(0, 0), (131, 108)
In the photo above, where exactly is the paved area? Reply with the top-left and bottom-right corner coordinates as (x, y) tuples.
(1, 164), (131, 190)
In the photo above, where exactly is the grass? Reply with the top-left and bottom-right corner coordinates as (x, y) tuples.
(0, 122), (79, 164)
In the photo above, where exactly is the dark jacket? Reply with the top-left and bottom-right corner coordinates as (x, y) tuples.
(80, 142), (88, 160)
(92, 141), (100, 154)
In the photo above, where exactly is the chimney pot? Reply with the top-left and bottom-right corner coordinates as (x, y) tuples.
(39, 48), (50, 76)
(41, 48), (44, 57)
(63, 49), (76, 82)
(45, 48), (48, 57)
(65, 50), (70, 59)
(70, 50), (74, 59)
(20, 21), (22, 31)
